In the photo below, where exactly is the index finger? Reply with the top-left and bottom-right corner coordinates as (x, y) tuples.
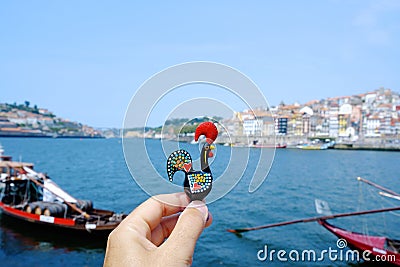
(121, 192), (190, 238)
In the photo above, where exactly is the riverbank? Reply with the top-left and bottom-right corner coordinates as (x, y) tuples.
(333, 143), (400, 152)
(0, 102), (104, 138)
(0, 132), (104, 138)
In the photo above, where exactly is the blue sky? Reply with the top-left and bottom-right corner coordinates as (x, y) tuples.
(1, 1), (399, 127)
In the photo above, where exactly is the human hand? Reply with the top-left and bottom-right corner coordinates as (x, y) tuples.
(104, 192), (212, 267)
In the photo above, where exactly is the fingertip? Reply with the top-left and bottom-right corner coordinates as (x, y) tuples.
(186, 200), (208, 223)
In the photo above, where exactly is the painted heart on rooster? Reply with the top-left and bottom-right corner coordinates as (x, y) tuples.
(192, 182), (202, 190)
(183, 163), (192, 172)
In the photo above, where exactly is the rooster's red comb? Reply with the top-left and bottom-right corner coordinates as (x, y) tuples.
(194, 122), (218, 144)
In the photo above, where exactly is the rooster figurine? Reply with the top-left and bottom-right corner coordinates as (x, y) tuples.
(167, 122), (218, 201)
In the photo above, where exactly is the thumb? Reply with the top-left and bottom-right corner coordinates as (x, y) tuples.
(162, 200), (208, 264)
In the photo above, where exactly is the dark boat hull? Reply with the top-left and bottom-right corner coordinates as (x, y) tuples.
(0, 202), (121, 240)
(319, 219), (400, 266)
(253, 144), (287, 148)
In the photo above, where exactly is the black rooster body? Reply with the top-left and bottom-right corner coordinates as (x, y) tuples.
(166, 122), (218, 201)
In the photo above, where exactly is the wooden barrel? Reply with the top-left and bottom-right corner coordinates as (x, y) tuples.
(24, 202), (36, 213)
(43, 203), (66, 217)
(34, 202), (47, 215)
(76, 200), (93, 211)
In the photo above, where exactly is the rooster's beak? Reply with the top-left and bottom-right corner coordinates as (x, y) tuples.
(210, 145), (215, 150)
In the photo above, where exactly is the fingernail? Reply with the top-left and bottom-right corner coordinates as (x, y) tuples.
(187, 200), (208, 222)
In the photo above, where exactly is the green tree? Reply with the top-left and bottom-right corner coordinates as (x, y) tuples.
(180, 124), (198, 134)
(33, 104), (39, 114)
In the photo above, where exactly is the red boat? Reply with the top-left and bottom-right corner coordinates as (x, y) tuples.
(319, 219), (400, 265)
(0, 154), (126, 239)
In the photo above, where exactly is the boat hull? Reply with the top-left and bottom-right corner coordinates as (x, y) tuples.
(253, 144), (287, 148)
(297, 145), (328, 150)
(319, 219), (400, 266)
(0, 202), (121, 240)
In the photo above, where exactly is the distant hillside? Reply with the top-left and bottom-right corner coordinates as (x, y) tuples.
(0, 102), (103, 138)
(123, 116), (223, 139)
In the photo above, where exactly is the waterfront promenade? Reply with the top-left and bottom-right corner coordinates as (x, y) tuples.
(175, 135), (400, 151)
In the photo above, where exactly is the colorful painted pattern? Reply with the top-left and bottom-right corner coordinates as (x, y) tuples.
(187, 172), (212, 194)
(166, 149), (192, 181)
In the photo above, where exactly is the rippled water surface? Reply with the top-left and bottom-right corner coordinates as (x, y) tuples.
(1, 138), (399, 266)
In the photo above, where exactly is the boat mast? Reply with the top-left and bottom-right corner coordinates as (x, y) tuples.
(357, 176), (400, 197)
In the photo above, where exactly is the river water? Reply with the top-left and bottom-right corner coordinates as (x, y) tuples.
(0, 137), (399, 266)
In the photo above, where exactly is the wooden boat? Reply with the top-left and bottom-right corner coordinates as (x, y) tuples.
(297, 143), (328, 150)
(0, 153), (126, 238)
(253, 144), (287, 149)
(249, 140), (286, 149)
(319, 219), (400, 265)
